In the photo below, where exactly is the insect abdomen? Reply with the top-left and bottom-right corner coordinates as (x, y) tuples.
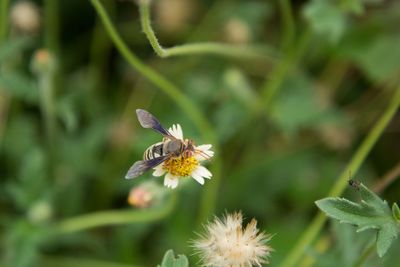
(143, 142), (164, 160)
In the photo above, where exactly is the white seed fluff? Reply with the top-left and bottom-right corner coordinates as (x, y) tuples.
(193, 212), (272, 267)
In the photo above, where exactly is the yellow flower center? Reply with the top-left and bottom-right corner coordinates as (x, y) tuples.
(163, 156), (198, 177)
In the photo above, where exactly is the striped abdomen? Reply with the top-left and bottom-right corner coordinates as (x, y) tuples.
(143, 142), (165, 160)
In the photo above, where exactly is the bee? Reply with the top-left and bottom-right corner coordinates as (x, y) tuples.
(125, 109), (198, 179)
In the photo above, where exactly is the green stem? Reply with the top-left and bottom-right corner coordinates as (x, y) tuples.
(38, 69), (56, 148)
(41, 256), (142, 267)
(261, 29), (311, 112)
(279, 0), (295, 51)
(138, 0), (271, 60)
(43, 0), (59, 55)
(90, 0), (213, 141)
(279, 87), (400, 267)
(53, 194), (176, 234)
(0, 0), (10, 41)
(353, 242), (376, 267)
(42, 0), (60, 179)
(91, 0), (222, 222)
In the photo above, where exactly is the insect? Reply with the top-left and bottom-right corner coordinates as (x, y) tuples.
(348, 179), (361, 191)
(125, 109), (199, 179)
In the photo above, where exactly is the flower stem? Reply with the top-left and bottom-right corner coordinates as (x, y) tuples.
(53, 194), (176, 235)
(279, 87), (400, 267)
(138, 0), (270, 60)
(41, 256), (142, 267)
(260, 29), (311, 112)
(353, 242), (376, 267)
(90, 0), (214, 141)
(279, 0), (295, 51)
(43, 0), (60, 55)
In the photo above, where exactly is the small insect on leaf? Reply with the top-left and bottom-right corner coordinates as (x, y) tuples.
(315, 182), (400, 257)
(348, 179), (361, 191)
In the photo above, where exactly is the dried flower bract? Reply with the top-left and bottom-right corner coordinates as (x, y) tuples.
(193, 211), (272, 267)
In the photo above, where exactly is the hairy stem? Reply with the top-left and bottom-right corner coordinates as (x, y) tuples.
(90, 0), (213, 141)
(138, 0), (271, 60)
(53, 194), (176, 234)
(91, 0), (222, 220)
(280, 87), (400, 267)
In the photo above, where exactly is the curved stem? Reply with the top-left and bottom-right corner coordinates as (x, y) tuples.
(90, 0), (214, 141)
(279, 87), (400, 267)
(138, 0), (271, 60)
(53, 194), (176, 235)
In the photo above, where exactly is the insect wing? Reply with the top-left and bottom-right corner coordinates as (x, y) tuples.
(125, 155), (169, 179)
(136, 109), (172, 137)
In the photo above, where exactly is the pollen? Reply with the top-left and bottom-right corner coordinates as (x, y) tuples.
(163, 156), (198, 177)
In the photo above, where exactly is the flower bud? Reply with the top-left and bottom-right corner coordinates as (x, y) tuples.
(224, 18), (251, 44)
(128, 184), (154, 208)
(27, 200), (52, 224)
(31, 49), (55, 74)
(10, 1), (41, 35)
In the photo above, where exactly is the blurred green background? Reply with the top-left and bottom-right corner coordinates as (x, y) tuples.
(1, 0), (400, 266)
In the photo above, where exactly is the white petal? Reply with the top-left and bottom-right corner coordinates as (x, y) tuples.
(195, 144), (214, 161)
(194, 165), (212, 179)
(164, 173), (179, 189)
(168, 124), (184, 140)
(196, 144), (212, 151)
(191, 172), (205, 185)
(152, 165), (166, 177)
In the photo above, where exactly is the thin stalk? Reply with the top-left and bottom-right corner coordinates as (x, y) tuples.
(90, 0), (213, 141)
(261, 29), (311, 112)
(38, 68), (56, 148)
(0, 0), (10, 41)
(53, 194), (176, 234)
(41, 256), (142, 267)
(91, 0), (222, 220)
(42, 0), (60, 181)
(279, 87), (400, 267)
(138, 0), (271, 60)
(0, 0), (10, 150)
(353, 242), (376, 267)
(279, 0), (295, 51)
(373, 161), (400, 193)
(43, 0), (59, 55)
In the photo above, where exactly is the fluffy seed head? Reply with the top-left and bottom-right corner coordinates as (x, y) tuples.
(193, 212), (273, 267)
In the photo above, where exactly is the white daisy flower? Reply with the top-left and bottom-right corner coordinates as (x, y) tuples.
(152, 124), (214, 189)
(193, 211), (273, 267)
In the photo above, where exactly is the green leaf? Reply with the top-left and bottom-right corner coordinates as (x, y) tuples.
(303, 0), (347, 43)
(0, 37), (32, 64)
(158, 250), (189, 267)
(316, 183), (400, 257)
(340, 35), (400, 82)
